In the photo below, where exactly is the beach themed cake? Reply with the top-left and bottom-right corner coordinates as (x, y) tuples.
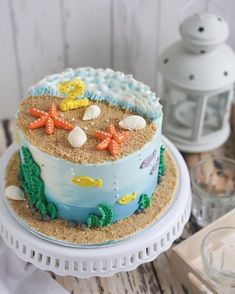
(4, 67), (178, 245)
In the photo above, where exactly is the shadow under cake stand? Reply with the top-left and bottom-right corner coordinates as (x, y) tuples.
(0, 136), (191, 278)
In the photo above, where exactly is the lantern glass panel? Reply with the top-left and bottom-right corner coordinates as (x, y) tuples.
(165, 88), (199, 139)
(202, 91), (228, 136)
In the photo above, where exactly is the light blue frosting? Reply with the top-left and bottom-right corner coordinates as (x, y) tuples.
(28, 67), (162, 120)
(18, 117), (162, 224)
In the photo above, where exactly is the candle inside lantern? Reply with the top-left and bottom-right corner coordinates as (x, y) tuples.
(173, 99), (221, 130)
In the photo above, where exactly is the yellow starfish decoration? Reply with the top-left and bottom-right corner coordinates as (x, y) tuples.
(57, 79), (90, 111)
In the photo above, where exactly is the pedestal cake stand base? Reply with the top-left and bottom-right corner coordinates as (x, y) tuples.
(0, 136), (191, 278)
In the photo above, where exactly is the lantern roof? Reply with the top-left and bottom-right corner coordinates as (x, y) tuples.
(180, 13), (229, 49)
(159, 41), (235, 92)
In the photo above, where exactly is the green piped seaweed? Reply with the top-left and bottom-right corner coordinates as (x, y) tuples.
(99, 203), (113, 226)
(19, 146), (58, 220)
(139, 194), (151, 210)
(86, 203), (113, 228)
(36, 199), (47, 215)
(158, 144), (165, 182)
(87, 214), (101, 228)
(47, 203), (58, 220)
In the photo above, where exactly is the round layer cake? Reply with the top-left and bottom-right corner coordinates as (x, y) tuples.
(16, 67), (163, 226)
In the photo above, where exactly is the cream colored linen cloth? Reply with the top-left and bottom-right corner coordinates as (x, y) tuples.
(0, 237), (68, 294)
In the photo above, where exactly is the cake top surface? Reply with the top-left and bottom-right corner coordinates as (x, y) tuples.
(17, 67), (161, 164)
(17, 96), (156, 164)
(29, 67), (162, 121)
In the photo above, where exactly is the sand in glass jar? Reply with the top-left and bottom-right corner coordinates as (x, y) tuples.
(191, 158), (235, 227)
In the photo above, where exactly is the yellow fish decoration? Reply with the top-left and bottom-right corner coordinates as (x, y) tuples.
(117, 192), (137, 205)
(57, 79), (90, 111)
(72, 176), (102, 188)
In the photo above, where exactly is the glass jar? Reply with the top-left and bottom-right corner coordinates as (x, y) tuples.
(191, 157), (235, 227)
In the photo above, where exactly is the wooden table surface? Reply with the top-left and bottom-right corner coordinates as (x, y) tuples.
(0, 107), (234, 294)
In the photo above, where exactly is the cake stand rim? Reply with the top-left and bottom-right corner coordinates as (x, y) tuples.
(0, 136), (192, 278)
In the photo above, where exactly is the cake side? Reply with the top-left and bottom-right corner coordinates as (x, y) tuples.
(5, 149), (176, 245)
(15, 67), (164, 226)
(18, 116), (162, 223)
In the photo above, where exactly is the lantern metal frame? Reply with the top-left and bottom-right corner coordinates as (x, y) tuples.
(162, 80), (233, 152)
(159, 11), (235, 153)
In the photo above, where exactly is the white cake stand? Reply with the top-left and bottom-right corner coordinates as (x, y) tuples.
(0, 136), (191, 278)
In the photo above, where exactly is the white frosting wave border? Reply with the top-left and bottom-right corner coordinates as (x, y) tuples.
(28, 67), (162, 121)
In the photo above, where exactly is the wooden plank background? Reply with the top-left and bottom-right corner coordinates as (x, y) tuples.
(0, 0), (235, 292)
(1, 0), (235, 119)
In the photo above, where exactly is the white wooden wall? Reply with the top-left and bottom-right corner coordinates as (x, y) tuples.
(1, 0), (235, 118)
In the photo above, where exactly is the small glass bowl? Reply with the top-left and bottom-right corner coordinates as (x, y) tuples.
(201, 227), (235, 291)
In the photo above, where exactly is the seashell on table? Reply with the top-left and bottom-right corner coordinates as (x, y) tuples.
(83, 105), (101, 121)
(68, 126), (87, 148)
(119, 115), (146, 130)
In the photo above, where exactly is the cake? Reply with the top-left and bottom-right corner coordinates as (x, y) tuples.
(4, 67), (177, 244)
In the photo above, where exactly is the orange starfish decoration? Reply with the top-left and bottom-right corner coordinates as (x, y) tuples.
(28, 103), (73, 135)
(94, 124), (129, 156)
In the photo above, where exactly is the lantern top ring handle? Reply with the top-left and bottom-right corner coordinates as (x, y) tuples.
(178, 0), (229, 25)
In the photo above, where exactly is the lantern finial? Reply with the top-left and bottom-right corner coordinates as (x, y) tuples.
(180, 13), (229, 54)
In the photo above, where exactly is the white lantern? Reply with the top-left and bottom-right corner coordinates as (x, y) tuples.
(159, 13), (235, 152)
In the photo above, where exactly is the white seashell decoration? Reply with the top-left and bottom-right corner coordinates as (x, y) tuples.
(68, 126), (87, 148)
(119, 115), (146, 130)
(5, 185), (25, 201)
(82, 105), (101, 121)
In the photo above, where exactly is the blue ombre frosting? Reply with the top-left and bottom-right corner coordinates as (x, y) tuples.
(18, 117), (161, 223)
(28, 67), (162, 121)
(18, 67), (163, 224)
